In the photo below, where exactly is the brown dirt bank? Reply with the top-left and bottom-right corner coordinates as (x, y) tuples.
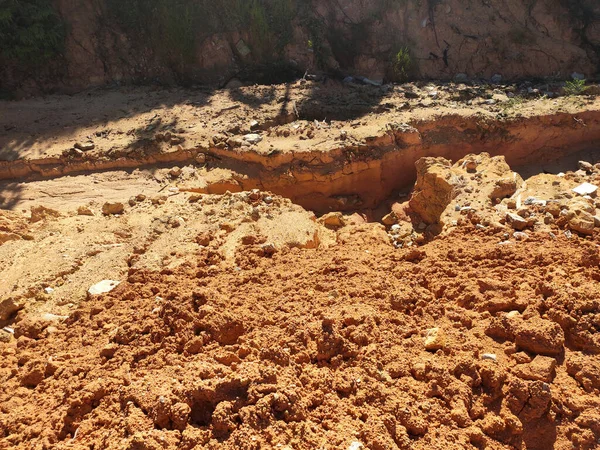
(2, 0), (600, 95)
(1, 226), (600, 449)
(2, 83), (600, 214)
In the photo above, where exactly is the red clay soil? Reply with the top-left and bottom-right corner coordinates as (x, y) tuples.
(1, 223), (600, 450)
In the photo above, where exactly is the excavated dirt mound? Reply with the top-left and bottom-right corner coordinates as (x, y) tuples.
(2, 223), (600, 449)
(2, 82), (600, 450)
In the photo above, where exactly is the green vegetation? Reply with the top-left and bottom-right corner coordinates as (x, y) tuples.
(502, 95), (526, 111)
(105, 0), (296, 70)
(564, 78), (586, 96)
(390, 47), (412, 82)
(0, 0), (66, 65)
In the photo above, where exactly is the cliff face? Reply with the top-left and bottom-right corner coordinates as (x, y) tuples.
(2, 0), (599, 95)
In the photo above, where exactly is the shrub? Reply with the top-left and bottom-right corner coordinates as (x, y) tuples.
(564, 78), (586, 96)
(390, 47), (412, 82)
(0, 0), (66, 65)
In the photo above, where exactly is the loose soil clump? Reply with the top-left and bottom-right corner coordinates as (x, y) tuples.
(2, 220), (600, 449)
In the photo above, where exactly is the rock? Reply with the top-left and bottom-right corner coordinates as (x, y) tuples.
(515, 318), (564, 355)
(568, 198), (595, 214)
(250, 120), (259, 130)
(243, 134), (263, 145)
(523, 197), (546, 207)
(0, 330), (11, 343)
(382, 212), (398, 226)
(261, 243), (277, 256)
(348, 442), (364, 450)
(424, 327), (445, 351)
(568, 209), (595, 235)
(319, 212), (346, 229)
(151, 196), (167, 205)
(579, 161), (594, 173)
(226, 137), (243, 148)
(571, 72), (585, 81)
(196, 153), (207, 164)
(0, 298), (22, 321)
(482, 353), (497, 362)
(506, 213), (528, 231)
(102, 202), (124, 215)
(88, 280), (120, 297)
(247, 189), (262, 202)
(74, 142), (95, 151)
(409, 157), (454, 224)
(169, 135), (185, 145)
(128, 197), (137, 207)
(30, 205), (60, 223)
(236, 39), (251, 57)
(546, 202), (561, 217)
(513, 355), (557, 382)
(225, 78), (243, 89)
(465, 160), (478, 172)
(169, 167), (182, 178)
(77, 206), (94, 216)
(136, 194), (147, 202)
(44, 287), (54, 295)
(584, 84), (600, 96)
(454, 73), (469, 83)
(491, 74), (503, 84)
(489, 176), (522, 200)
(410, 153), (521, 226)
(573, 182), (598, 196)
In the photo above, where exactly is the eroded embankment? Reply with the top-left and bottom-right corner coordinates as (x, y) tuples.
(2, 110), (600, 212)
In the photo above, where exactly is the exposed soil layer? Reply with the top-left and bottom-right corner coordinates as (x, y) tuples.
(2, 224), (600, 450)
(2, 82), (600, 214)
(3, 0), (600, 94)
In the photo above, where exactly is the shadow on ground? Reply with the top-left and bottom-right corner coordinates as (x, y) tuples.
(0, 182), (24, 211)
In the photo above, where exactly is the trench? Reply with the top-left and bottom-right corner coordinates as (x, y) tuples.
(1, 110), (600, 215)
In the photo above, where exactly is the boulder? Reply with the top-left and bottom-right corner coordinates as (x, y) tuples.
(409, 157), (455, 224)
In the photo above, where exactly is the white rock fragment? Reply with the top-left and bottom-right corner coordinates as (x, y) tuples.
(524, 197), (547, 207)
(88, 280), (120, 296)
(40, 313), (68, 322)
(44, 287), (55, 294)
(243, 134), (263, 144)
(348, 442), (364, 450)
(573, 183), (598, 196)
(482, 353), (497, 362)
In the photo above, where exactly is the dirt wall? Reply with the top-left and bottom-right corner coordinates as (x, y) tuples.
(2, 0), (600, 95)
